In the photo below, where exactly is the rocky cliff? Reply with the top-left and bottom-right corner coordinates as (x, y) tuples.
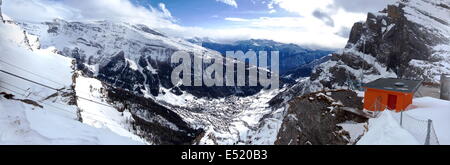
(270, 0), (450, 106)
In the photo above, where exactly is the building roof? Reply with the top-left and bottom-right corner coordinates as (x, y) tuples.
(362, 78), (423, 93)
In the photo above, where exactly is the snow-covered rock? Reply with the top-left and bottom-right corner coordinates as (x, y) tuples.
(274, 90), (367, 145)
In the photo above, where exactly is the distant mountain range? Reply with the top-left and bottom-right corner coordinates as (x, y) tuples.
(187, 38), (334, 76)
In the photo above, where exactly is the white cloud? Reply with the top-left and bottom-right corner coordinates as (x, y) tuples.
(220, 0), (389, 48)
(225, 17), (250, 22)
(216, 0), (238, 8)
(1, 0), (394, 49)
(2, 0), (178, 29)
(158, 3), (173, 20)
(218, 16), (348, 48)
(271, 0), (335, 17)
(267, 2), (274, 9)
(214, 0), (391, 48)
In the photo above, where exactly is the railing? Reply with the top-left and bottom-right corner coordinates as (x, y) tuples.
(392, 112), (440, 145)
(367, 100), (440, 145)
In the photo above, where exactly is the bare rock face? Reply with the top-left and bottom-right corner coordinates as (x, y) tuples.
(275, 90), (367, 145)
(346, 3), (448, 80)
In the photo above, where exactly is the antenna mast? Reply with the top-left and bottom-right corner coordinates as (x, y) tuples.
(360, 40), (366, 90)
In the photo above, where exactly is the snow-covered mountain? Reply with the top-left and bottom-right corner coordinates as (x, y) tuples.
(18, 19), (271, 99)
(0, 2), (285, 144)
(0, 9), (145, 144)
(271, 0), (450, 105)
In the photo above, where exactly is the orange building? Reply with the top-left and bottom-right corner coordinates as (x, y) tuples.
(362, 78), (423, 112)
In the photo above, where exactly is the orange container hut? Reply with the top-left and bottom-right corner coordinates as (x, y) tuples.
(362, 78), (423, 112)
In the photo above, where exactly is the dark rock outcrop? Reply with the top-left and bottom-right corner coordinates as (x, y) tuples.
(106, 86), (203, 145)
(275, 90), (367, 145)
(346, 3), (447, 80)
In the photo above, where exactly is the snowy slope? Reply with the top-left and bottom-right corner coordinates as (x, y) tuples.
(404, 97), (450, 144)
(0, 98), (142, 145)
(357, 111), (420, 145)
(75, 75), (148, 144)
(0, 15), (144, 145)
(0, 18), (78, 121)
(358, 97), (450, 145)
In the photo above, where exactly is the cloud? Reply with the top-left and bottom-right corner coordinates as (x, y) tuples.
(333, 0), (394, 13)
(2, 0), (178, 29)
(225, 17), (250, 22)
(271, 0), (335, 17)
(313, 10), (334, 27)
(336, 27), (351, 38)
(236, 0), (392, 48)
(158, 3), (173, 20)
(215, 0), (238, 8)
(217, 15), (348, 48)
(1, 0), (395, 49)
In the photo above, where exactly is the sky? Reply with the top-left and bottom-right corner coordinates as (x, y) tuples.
(2, 0), (395, 49)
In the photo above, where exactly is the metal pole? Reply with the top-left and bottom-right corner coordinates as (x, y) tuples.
(441, 74), (450, 101)
(425, 119), (432, 145)
(400, 111), (403, 127)
(360, 40), (365, 90)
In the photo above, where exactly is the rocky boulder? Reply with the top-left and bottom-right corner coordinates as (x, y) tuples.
(275, 90), (367, 145)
